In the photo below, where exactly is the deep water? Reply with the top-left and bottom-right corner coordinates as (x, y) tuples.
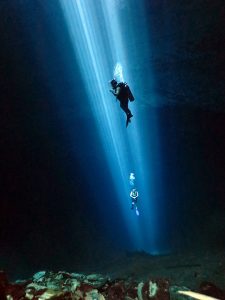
(0, 0), (225, 282)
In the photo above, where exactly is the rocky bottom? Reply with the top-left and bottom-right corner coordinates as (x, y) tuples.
(0, 269), (224, 300)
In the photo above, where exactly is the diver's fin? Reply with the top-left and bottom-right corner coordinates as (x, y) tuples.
(126, 114), (133, 127)
(126, 117), (130, 127)
(135, 208), (139, 216)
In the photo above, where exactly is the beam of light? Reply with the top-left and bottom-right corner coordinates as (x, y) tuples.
(178, 291), (220, 300)
(59, 0), (164, 253)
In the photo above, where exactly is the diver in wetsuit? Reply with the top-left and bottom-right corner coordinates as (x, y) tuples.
(110, 79), (134, 127)
(130, 188), (139, 210)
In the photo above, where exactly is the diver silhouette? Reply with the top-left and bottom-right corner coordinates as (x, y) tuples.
(110, 79), (134, 127)
(130, 188), (139, 216)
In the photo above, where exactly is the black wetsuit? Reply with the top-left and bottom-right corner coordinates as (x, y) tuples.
(131, 198), (138, 209)
(116, 83), (132, 117)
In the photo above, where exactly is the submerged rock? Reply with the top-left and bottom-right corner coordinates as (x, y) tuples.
(199, 281), (225, 300)
(137, 279), (170, 300)
(0, 269), (224, 299)
(0, 271), (7, 300)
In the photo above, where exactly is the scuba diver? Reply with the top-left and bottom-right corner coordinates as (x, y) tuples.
(110, 79), (134, 127)
(130, 188), (139, 216)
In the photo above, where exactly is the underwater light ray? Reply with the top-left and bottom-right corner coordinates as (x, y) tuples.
(61, 0), (141, 244)
(178, 291), (220, 300)
(60, 0), (161, 253)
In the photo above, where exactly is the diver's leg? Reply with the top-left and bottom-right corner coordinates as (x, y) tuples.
(120, 102), (133, 127)
(120, 100), (132, 117)
(120, 100), (133, 127)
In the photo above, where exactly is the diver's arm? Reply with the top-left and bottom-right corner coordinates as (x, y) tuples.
(110, 86), (120, 96)
(114, 86), (120, 96)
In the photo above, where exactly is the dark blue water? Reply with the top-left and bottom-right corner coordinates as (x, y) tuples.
(1, 0), (225, 280)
